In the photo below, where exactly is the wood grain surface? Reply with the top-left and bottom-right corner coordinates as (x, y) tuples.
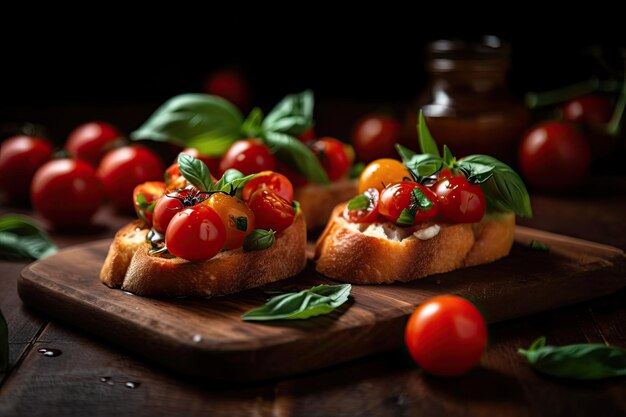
(17, 227), (626, 381)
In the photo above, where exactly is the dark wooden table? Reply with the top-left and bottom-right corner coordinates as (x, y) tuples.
(1, 188), (625, 417)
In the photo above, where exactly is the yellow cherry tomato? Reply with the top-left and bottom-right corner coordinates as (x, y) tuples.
(203, 193), (255, 250)
(358, 158), (412, 193)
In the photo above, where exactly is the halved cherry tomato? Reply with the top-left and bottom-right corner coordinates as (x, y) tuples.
(405, 295), (487, 376)
(247, 189), (295, 233)
(343, 188), (382, 223)
(433, 175), (486, 223)
(219, 139), (276, 176)
(165, 205), (226, 262)
(378, 181), (438, 226)
(241, 171), (294, 202)
(65, 121), (120, 167)
(358, 158), (412, 193)
(310, 137), (351, 181)
(133, 181), (166, 226)
(203, 192), (255, 250)
(0, 135), (54, 202)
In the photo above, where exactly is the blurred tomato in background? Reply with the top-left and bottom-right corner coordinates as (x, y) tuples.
(65, 121), (121, 167)
(203, 68), (250, 112)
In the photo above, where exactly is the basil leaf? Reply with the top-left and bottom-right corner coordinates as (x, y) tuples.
(461, 154), (532, 218)
(0, 215), (57, 260)
(395, 144), (443, 182)
(233, 216), (248, 232)
(347, 194), (370, 210)
(242, 284), (352, 321)
(518, 337), (626, 380)
(178, 153), (212, 192)
(442, 144), (455, 166)
(530, 240), (550, 252)
(241, 107), (264, 137)
(263, 131), (329, 184)
(214, 169), (257, 197)
(131, 94), (243, 157)
(418, 110), (441, 156)
(411, 186), (434, 211)
(243, 229), (276, 251)
(349, 162), (366, 179)
(458, 161), (495, 184)
(263, 90), (314, 136)
(0, 309), (7, 372)
(396, 208), (415, 226)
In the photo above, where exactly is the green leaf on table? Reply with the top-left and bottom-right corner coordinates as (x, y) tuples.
(518, 337), (626, 380)
(178, 153), (213, 192)
(461, 154), (532, 218)
(418, 110), (441, 156)
(0, 215), (57, 260)
(130, 94), (243, 156)
(263, 131), (329, 185)
(262, 90), (314, 136)
(242, 284), (352, 321)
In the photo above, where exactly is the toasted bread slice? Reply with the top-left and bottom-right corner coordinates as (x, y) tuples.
(295, 179), (358, 230)
(100, 213), (307, 297)
(314, 204), (515, 284)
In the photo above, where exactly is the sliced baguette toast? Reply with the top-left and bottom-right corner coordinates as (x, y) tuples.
(100, 212), (307, 297)
(295, 179), (358, 230)
(314, 203), (515, 284)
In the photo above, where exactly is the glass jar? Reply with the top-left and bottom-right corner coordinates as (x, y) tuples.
(416, 37), (529, 164)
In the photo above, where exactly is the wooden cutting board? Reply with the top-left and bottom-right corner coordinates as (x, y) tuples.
(18, 226), (626, 381)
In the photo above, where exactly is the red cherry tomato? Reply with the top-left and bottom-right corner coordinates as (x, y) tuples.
(310, 137), (351, 181)
(378, 182), (438, 226)
(65, 121), (121, 166)
(0, 135), (54, 202)
(133, 181), (165, 227)
(405, 295), (488, 376)
(352, 115), (402, 163)
(97, 146), (164, 211)
(277, 163), (309, 187)
(241, 171), (294, 202)
(219, 139), (276, 176)
(562, 95), (613, 127)
(518, 122), (591, 190)
(165, 205), (226, 262)
(343, 188), (382, 223)
(203, 68), (250, 111)
(433, 175), (486, 223)
(247, 189), (295, 233)
(297, 127), (316, 143)
(30, 159), (102, 228)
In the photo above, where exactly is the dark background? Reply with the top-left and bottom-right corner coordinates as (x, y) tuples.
(1, 27), (624, 143)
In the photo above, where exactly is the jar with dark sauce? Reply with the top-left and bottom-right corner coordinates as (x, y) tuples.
(417, 36), (529, 164)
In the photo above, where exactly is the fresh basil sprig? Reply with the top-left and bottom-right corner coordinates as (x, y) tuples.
(177, 154), (256, 197)
(518, 337), (626, 380)
(131, 94), (243, 156)
(243, 229), (276, 251)
(264, 131), (329, 184)
(262, 89), (314, 136)
(418, 111), (441, 156)
(0, 215), (57, 260)
(242, 284), (352, 321)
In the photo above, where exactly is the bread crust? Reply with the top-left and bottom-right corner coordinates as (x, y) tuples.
(100, 213), (307, 297)
(295, 179), (358, 230)
(314, 204), (515, 284)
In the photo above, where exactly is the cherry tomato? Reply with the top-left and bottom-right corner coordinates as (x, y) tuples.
(203, 68), (250, 111)
(247, 189), (295, 233)
(203, 192), (255, 250)
(352, 115), (402, 163)
(405, 295), (487, 376)
(65, 121), (121, 167)
(241, 171), (294, 202)
(562, 95), (613, 127)
(358, 158), (412, 193)
(30, 159), (102, 228)
(219, 139), (276, 176)
(277, 163), (309, 187)
(378, 182), (438, 226)
(153, 193), (186, 233)
(133, 181), (165, 226)
(165, 205), (226, 262)
(0, 135), (54, 202)
(97, 145), (164, 211)
(181, 148), (221, 177)
(518, 122), (592, 190)
(343, 188), (382, 223)
(310, 137), (350, 181)
(433, 175), (486, 223)
(298, 127), (316, 143)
